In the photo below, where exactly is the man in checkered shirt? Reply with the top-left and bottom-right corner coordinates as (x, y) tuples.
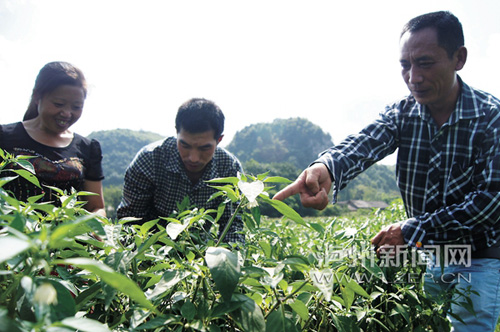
(274, 11), (500, 331)
(117, 98), (244, 244)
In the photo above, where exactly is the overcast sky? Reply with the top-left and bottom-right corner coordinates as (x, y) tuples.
(1, 0), (499, 165)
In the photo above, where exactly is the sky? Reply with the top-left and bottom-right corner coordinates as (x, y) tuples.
(1, 0), (499, 165)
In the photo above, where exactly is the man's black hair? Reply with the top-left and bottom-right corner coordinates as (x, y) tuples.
(401, 11), (464, 58)
(175, 98), (225, 139)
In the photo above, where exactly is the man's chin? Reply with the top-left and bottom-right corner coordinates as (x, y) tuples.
(184, 164), (203, 173)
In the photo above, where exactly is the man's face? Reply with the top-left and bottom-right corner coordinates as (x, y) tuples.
(177, 129), (222, 175)
(399, 27), (464, 112)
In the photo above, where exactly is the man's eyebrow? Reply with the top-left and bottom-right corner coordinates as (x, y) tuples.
(415, 55), (434, 61)
(199, 143), (214, 149)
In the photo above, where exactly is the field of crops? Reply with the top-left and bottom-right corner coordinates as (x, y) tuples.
(0, 152), (480, 331)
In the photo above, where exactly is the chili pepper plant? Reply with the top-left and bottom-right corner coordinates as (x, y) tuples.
(0, 150), (466, 331)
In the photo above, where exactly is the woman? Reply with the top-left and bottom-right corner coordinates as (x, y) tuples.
(0, 61), (106, 216)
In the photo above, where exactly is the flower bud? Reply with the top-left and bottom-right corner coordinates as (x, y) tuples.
(34, 282), (58, 305)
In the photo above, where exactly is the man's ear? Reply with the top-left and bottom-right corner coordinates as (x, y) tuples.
(455, 46), (467, 71)
(217, 135), (224, 144)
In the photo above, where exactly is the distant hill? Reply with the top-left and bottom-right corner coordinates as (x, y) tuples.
(88, 129), (164, 186)
(226, 117), (334, 169)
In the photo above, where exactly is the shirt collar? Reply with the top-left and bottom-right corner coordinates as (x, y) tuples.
(406, 76), (483, 124)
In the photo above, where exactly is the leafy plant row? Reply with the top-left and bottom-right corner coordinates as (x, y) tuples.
(0, 150), (459, 331)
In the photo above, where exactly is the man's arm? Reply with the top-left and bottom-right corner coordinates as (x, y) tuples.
(274, 108), (401, 209)
(116, 153), (155, 220)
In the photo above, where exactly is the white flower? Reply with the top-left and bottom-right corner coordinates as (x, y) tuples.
(34, 282), (58, 305)
(238, 180), (265, 208)
(247, 200), (259, 208)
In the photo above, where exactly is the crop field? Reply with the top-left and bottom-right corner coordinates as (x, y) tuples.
(1, 151), (496, 331)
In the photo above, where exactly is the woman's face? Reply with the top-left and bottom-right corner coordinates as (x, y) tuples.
(36, 84), (85, 134)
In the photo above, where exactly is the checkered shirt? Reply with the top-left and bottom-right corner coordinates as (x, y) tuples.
(117, 137), (244, 243)
(316, 77), (500, 250)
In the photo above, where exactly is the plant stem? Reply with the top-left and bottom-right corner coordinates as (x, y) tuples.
(215, 201), (244, 247)
(264, 280), (309, 318)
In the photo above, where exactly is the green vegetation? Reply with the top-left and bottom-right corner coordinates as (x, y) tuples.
(1, 151), (465, 331)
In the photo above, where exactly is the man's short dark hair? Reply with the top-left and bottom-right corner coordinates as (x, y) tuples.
(401, 11), (464, 58)
(175, 98), (225, 139)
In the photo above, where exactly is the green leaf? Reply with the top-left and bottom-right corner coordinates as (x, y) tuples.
(360, 252), (387, 283)
(0, 236), (31, 264)
(391, 302), (410, 324)
(147, 270), (190, 301)
(55, 258), (156, 312)
(10, 169), (40, 188)
(367, 317), (391, 331)
(259, 196), (308, 227)
(214, 202), (226, 223)
(181, 300), (196, 321)
(135, 231), (163, 258)
(49, 215), (101, 247)
(14, 159), (36, 173)
(266, 309), (286, 332)
(289, 299), (309, 321)
(263, 176), (292, 184)
(309, 222), (325, 235)
(39, 278), (77, 319)
(345, 279), (370, 299)
(331, 315), (361, 332)
(0, 176), (18, 187)
(261, 268), (283, 289)
(230, 294), (266, 332)
(9, 212), (25, 232)
(56, 316), (111, 332)
(0, 307), (23, 332)
(259, 241), (272, 258)
(134, 315), (181, 330)
(75, 283), (101, 310)
(139, 219), (159, 235)
(208, 185), (239, 202)
(205, 247), (241, 302)
(250, 206), (261, 227)
(206, 177), (240, 185)
(340, 283), (355, 311)
(27, 193), (45, 204)
(211, 301), (243, 318)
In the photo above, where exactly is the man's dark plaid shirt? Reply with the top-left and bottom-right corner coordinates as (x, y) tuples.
(117, 137), (244, 243)
(317, 77), (500, 251)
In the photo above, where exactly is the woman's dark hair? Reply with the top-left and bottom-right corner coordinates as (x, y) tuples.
(175, 98), (225, 139)
(23, 61), (87, 121)
(401, 11), (464, 58)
